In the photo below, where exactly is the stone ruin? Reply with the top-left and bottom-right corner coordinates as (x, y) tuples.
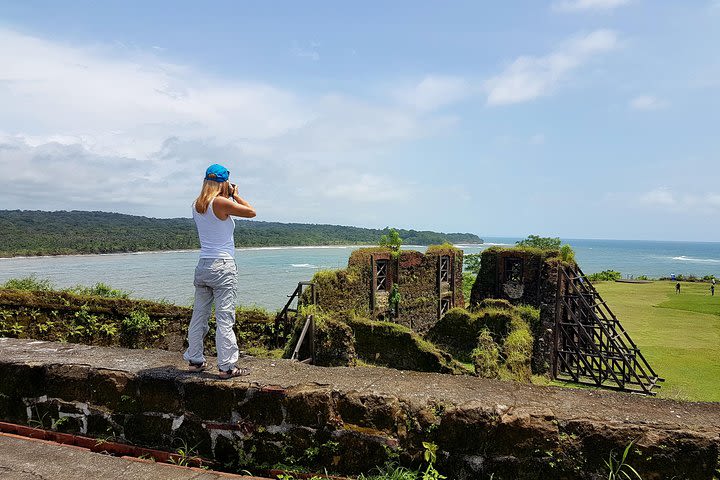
(312, 245), (464, 333)
(469, 246), (662, 395)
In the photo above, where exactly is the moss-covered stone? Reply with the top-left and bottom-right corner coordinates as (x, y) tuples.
(308, 265), (371, 316)
(502, 321), (534, 382)
(344, 314), (466, 374)
(472, 329), (500, 378)
(425, 307), (481, 361)
(425, 305), (535, 380)
(474, 298), (514, 311)
(283, 310), (357, 367)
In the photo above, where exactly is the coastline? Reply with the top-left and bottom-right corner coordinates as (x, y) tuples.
(0, 243), (487, 260)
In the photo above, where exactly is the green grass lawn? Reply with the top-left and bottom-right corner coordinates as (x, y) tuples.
(593, 280), (720, 402)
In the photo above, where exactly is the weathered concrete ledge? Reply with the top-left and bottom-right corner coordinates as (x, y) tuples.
(0, 338), (718, 479)
(0, 432), (267, 479)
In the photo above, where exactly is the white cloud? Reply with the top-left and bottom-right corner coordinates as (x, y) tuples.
(553, 0), (631, 12)
(639, 188), (720, 213)
(0, 27), (449, 221)
(629, 95), (668, 111)
(324, 173), (412, 203)
(639, 188), (676, 207)
(485, 30), (619, 105)
(394, 75), (473, 112)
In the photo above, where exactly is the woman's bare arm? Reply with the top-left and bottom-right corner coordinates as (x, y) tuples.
(213, 193), (256, 219)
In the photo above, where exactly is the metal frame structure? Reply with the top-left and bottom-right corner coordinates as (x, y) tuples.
(553, 266), (663, 395)
(290, 314), (315, 364)
(375, 259), (389, 291)
(436, 254), (455, 319)
(274, 281), (316, 347)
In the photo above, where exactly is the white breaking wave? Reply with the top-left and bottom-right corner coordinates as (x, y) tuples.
(672, 255), (720, 264)
(291, 263), (318, 268)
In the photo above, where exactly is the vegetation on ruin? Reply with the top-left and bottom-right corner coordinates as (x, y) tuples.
(342, 312), (469, 374)
(282, 306), (357, 366)
(426, 303), (538, 381)
(515, 234), (562, 250)
(471, 329), (500, 378)
(515, 234), (576, 263)
(0, 280), (287, 357)
(0, 210), (482, 257)
(379, 228), (403, 257)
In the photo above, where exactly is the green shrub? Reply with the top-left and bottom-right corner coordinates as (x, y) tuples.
(120, 309), (166, 347)
(379, 228), (402, 257)
(587, 270), (622, 282)
(559, 244), (575, 263)
(472, 329), (500, 378)
(2, 276), (53, 291)
(68, 282), (131, 299)
(463, 253), (482, 273)
(513, 304), (541, 332)
(515, 235), (561, 250)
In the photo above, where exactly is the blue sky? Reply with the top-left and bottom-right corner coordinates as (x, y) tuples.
(0, 0), (718, 241)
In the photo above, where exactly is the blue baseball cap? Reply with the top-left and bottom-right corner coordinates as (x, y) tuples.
(205, 164), (230, 182)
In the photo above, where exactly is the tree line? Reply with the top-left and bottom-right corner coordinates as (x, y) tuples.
(0, 210), (483, 257)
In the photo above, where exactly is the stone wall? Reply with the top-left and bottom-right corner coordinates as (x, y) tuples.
(1, 338), (718, 480)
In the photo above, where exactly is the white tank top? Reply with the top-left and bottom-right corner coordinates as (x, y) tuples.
(192, 199), (235, 259)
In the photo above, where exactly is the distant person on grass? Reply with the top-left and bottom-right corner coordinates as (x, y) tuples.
(184, 164), (256, 379)
(711, 284), (715, 297)
(675, 282), (681, 294)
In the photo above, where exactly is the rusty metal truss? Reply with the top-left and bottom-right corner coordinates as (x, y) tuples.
(553, 266), (663, 395)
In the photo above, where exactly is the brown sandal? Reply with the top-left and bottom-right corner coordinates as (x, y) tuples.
(218, 367), (250, 379)
(187, 361), (207, 372)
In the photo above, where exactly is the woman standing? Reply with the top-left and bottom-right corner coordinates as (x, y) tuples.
(184, 164), (256, 379)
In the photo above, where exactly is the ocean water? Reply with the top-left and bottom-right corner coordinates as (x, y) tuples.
(1, 238), (718, 310)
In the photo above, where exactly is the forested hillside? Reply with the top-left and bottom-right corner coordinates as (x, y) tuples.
(0, 210), (482, 257)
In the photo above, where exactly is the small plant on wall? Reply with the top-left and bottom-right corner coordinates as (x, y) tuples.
(389, 283), (401, 317)
(379, 228), (403, 258)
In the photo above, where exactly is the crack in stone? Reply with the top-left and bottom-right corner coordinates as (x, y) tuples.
(19, 469), (53, 480)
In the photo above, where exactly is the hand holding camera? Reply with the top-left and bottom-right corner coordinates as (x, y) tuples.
(228, 183), (237, 198)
